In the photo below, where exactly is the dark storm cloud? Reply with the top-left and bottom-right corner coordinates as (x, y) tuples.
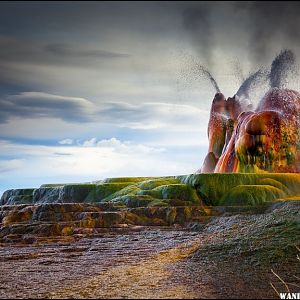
(0, 2), (299, 69)
(178, 1), (300, 68)
(0, 35), (130, 67)
(234, 1), (300, 64)
(0, 2), (179, 40)
(181, 2), (214, 66)
(0, 92), (95, 123)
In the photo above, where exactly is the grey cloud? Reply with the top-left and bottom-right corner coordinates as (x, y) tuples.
(0, 159), (24, 173)
(97, 101), (208, 130)
(0, 92), (95, 123)
(0, 92), (205, 129)
(0, 35), (130, 69)
(54, 152), (72, 156)
(44, 43), (130, 59)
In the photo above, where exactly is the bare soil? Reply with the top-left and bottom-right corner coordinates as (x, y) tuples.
(1, 202), (299, 299)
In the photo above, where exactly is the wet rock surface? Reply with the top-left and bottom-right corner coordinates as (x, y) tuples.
(0, 201), (299, 299)
(0, 228), (202, 299)
(0, 201), (275, 243)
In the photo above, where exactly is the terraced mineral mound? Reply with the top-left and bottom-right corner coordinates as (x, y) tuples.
(1, 173), (299, 240)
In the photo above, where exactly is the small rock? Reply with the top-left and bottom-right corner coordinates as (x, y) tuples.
(187, 222), (205, 232)
(22, 234), (36, 244)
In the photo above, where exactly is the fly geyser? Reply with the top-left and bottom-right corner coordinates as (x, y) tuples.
(200, 50), (300, 173)
(1, 50), (300, 245)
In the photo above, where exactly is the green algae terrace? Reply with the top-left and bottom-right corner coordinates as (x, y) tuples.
(179, 173), (300, 205)
(1, 173), (300, 207)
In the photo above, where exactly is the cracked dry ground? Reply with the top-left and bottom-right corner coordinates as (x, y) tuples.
(0, 225), (289, 299)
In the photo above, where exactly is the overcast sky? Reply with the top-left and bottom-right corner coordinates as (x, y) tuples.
(1, 1), (300, 194)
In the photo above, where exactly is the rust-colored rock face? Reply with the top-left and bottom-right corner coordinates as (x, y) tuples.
(207, 93), (227, 159)
(201, 88), (300, 173)
(200, 93), (241, 173)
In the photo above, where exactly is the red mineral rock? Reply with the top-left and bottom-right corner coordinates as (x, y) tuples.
(200, 88), (300, 173)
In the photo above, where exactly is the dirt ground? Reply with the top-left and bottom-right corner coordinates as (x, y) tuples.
(1, 202), (299, 299)
(0, 226), (293, 299)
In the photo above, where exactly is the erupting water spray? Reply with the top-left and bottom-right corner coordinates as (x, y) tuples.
(194, 64), (220, 93)
(270, 49), (296, 89)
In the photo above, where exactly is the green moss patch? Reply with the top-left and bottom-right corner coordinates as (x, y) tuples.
(61, 184), (96, 203)
(40, 184), (67, 188)
(100, 180), (200, 207)
(179, 173), (300, 205)
(102, 177), (158, 183)
(148, 200), (170, 207)
(137, 178), (179, 190)
(85, 183), (132, 202)
(153, 184), (200, 203)
(221, 185), (286, 206)
(102, 184), (141, 202)
(258, 178), (289, 194)
(1, 189), (35, 205)
(109, 195), (155, 208)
